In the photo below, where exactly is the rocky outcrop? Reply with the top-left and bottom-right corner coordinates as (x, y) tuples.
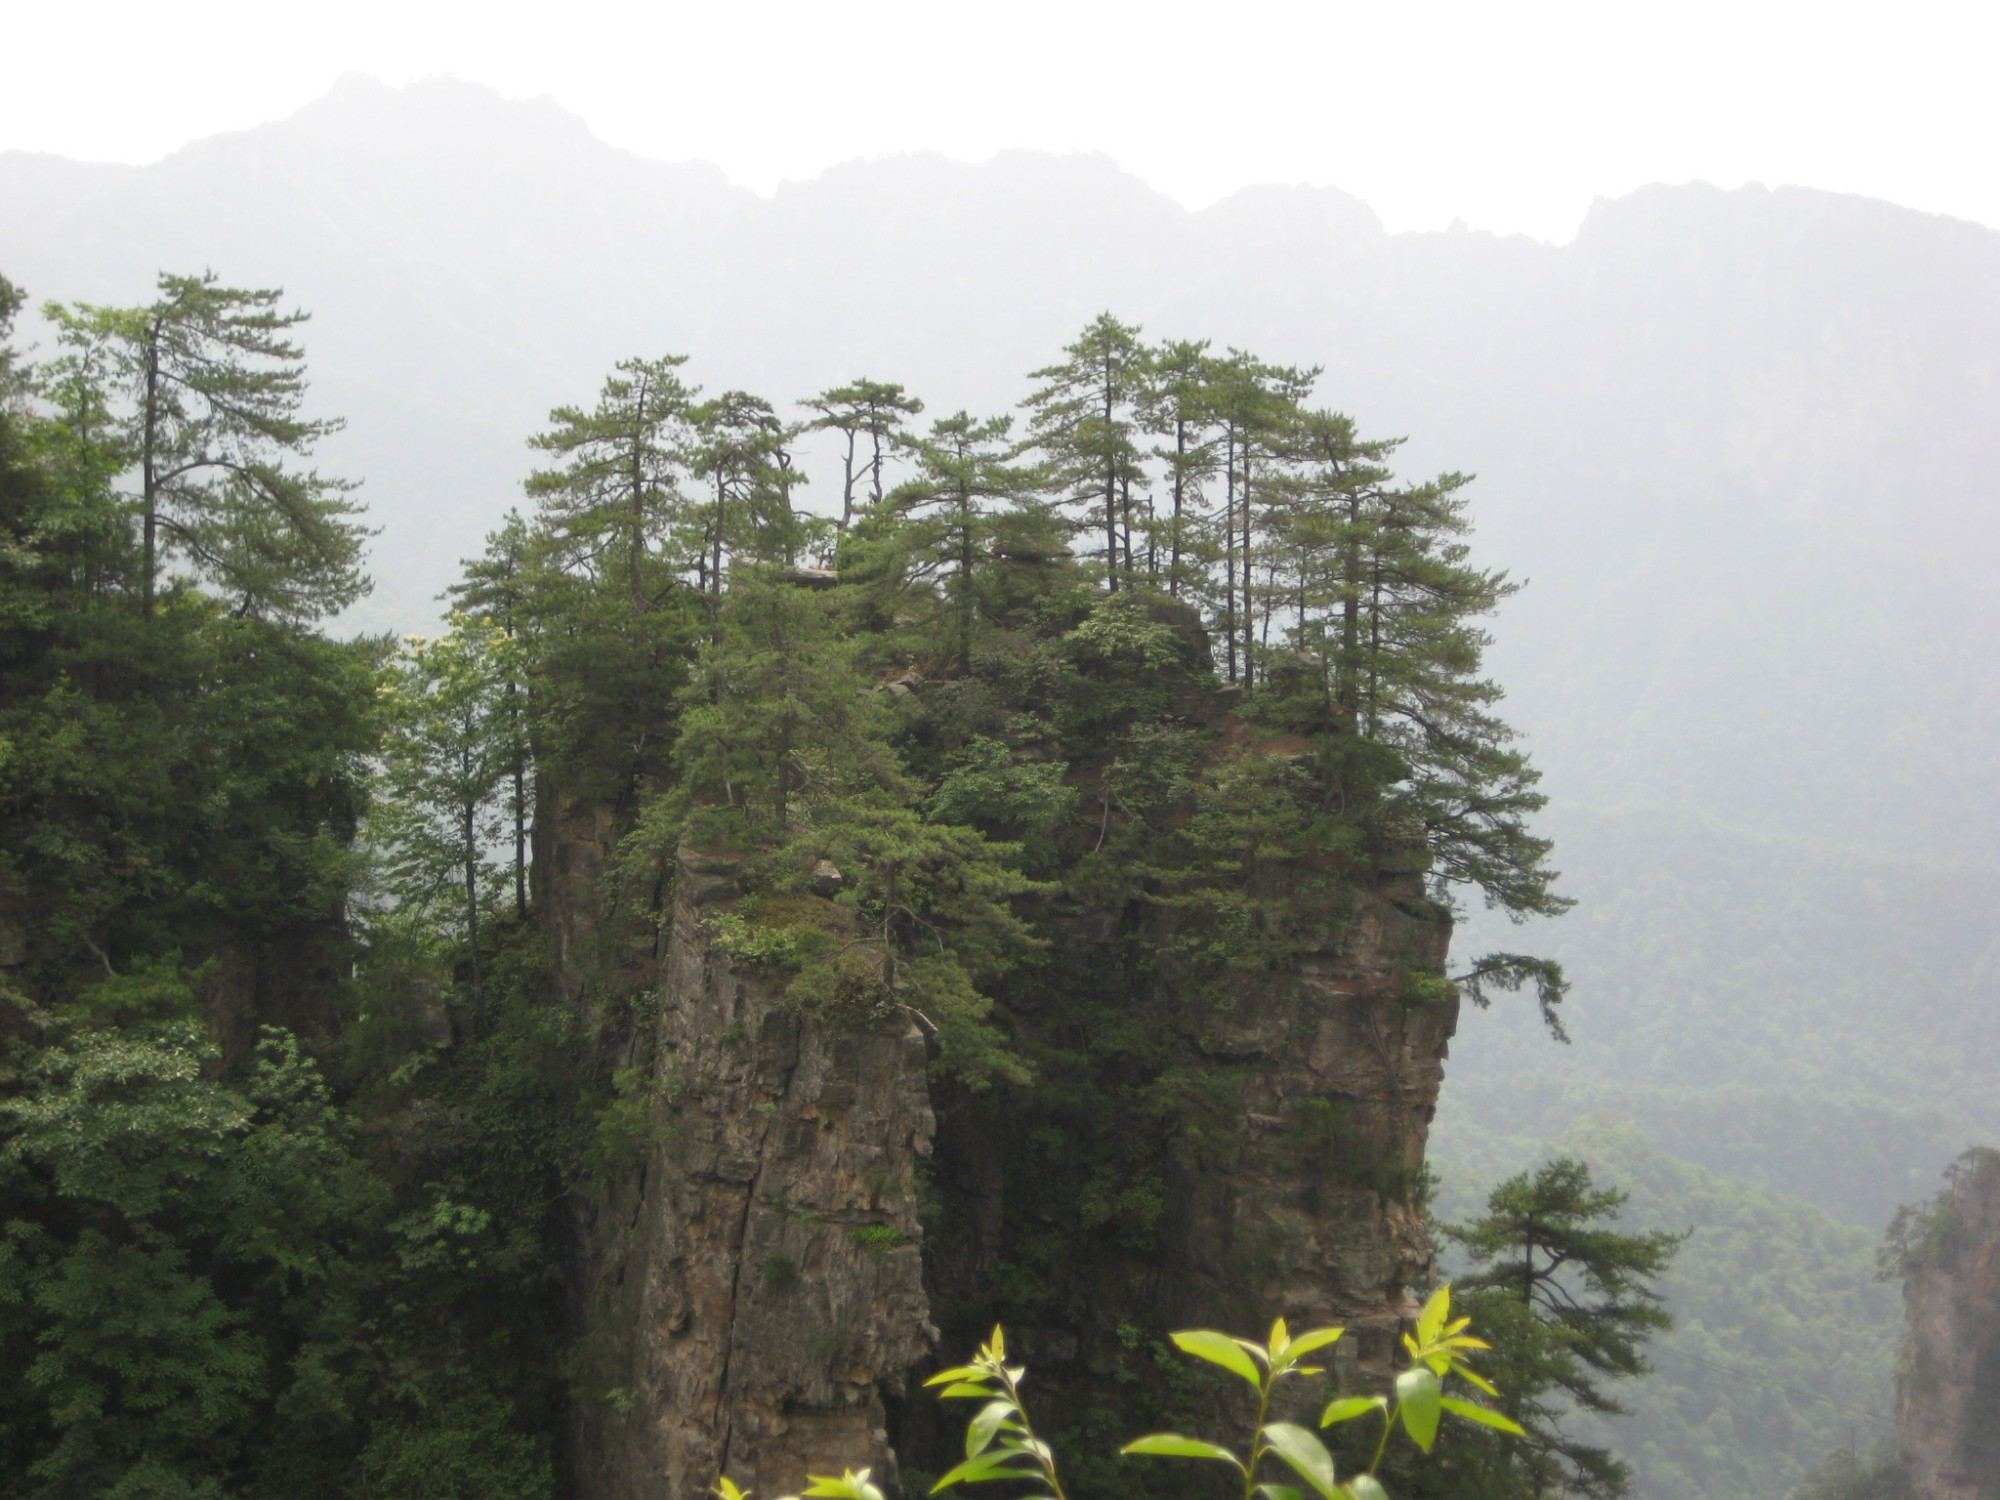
(915, 857), (1456, 1442)
(1898, 1148), (2000, 1500)
(568, 847), (935, 1500)
(1174, 869), (1455, 1366)
(558, 748), (1460, 1495)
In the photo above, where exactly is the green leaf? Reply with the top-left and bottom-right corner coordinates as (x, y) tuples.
(1414, 1287), (1450, 1349)
(925, 1365), (986, 1388)
(1284, 1327), (1346, 1361)
(1320, 1396), (1388, 1427)
(713, 1479), (750, 1500)
(803, 1470), (885, 1500)
(1396, 1368), (1443, 1453)
(1449, 1361), (1499, 1398)
(1261, 1422), (1339, 1500)
(1171, 1329), (1265, 1388)
(936, 1382), (993, 1399)
(966, 1399), (1017, 1456)
(929, 1451), (1036, 1491)
(1440, 1396), (1526, 1436)
(1121, 1434), (1246, 1470)
(1342, 1478), (1391, 1500)
(1258, 1486), (1304, 1500)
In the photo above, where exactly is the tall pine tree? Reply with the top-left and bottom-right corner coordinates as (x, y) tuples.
(43, 272), (369, 620)
(1023, 313), (1149, 590)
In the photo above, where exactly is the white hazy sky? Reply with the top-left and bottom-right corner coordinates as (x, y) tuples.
(7, 0), (1997, 242)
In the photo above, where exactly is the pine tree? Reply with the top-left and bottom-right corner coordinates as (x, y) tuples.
(795, 800), (1043, 1088)
(673, 567), (889, 831)
(447, 511), (537, 920)
(1277, 420), (1567, 898)
(893, 410), (1042, 666)
(803, 378), (924, 537)
(1207, 349), (1316, 683)
(1439, 1158), (1683, 1499)
(1023, 313), (1149, 590)
(1139, 337), (1221, 598)
(1263, 409), (1571, 1024)
(524, 354), (696, 611)
(42, 272), (370, 620)
(687, 391), (813, 604)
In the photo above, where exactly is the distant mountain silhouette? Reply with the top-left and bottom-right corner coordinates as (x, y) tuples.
(6, 76), (1997, 1215)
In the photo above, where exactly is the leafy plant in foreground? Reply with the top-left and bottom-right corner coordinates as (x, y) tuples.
(715, 1292), (1518, 1500)
(1122, 1287), (1521, 1500)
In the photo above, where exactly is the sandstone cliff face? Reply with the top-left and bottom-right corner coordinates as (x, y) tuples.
(916, 858), (1455, 1440)
(1899, 1148), (2000, 1500)
(558, 794), (1459, 1496)
(567, 843), (935, 1500)
(1173, 869), (1456, 1362)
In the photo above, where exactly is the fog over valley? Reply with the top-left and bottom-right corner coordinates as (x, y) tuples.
(3, 69), (1994, 1500)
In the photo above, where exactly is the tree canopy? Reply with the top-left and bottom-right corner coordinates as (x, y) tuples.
(0, 280), (1576, 1500)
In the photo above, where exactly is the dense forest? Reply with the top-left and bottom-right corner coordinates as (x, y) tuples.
(0, 259), (1620, 1499)
(12, 84), (2000, 1499)
(6, 239), (1974, 1500)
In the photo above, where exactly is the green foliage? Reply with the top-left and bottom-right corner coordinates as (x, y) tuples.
(1120, 1293), (1521, 1500)
(0, 291), (1570, 1500)
(788, 800), (1046, 1086)
(882, 410), (1041, 665)
(676, 566), (892, 832)
(1429, 1118), (1899, 1500)
(1023, 313), (1148, 588)
(1436, 1157), (1682, 1499)
(0, 587), (376, 989)
(369, 614), (525, 1003)
(1880, 1145), (2000, 1277)
(799, 1303), (1522, 1500)
(924, 736), (1076, 873)
(41, 271), (369, 619)
(357, 1391), (553, 1500)
(0, 280), (557, 1500)
(849, 1224), (909, 1252)
(2, 1021), (370, 1497)
(525, 353), (696, 608)
(804, 377), (924, 534)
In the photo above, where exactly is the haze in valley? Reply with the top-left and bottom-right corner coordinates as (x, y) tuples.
(6, 11), (1997, 1490)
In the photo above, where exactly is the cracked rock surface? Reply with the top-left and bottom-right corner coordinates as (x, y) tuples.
(568, 846), (934, 1500)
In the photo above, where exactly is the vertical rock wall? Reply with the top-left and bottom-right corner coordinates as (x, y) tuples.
(567, 846), (935, 1500)
(914, 856), (1456, 1449)
(557, 800), (1461, 1496)
(1172, 869), (1456, 1365)
(1898, 1148), (2000, 1500)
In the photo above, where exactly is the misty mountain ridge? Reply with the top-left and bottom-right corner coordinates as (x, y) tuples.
(6, 73), (1996, 1188)
(10, 74), (1999, 1498)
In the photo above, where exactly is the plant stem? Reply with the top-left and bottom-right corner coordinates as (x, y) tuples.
(998, 1364), (1068, 1500)
(1244, 1373), (1275, 1500)
(1368, 1399), (1401, 1477)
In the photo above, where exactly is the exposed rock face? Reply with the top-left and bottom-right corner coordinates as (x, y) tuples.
(568, 847), (936, 1500)
(1175, 870), (1456, 1361)
(558, 758), (1460, 1495)
(916, 859), (1455, 1444)
(1899, 1148), (2000, 1500)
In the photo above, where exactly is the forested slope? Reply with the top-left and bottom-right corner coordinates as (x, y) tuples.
(6, 76), (1996, 1492)
(0, 264), (1569, 1496)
